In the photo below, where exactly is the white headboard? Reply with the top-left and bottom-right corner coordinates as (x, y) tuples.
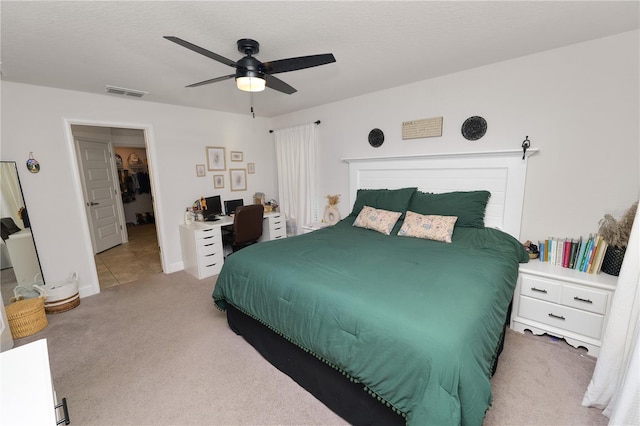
(343, 149), (538, 240)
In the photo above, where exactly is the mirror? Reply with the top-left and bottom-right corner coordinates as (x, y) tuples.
(0, 161), (44, 305)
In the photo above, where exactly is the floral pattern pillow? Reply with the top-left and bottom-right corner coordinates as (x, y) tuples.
(397, 211), (458, 242)
(353, 205), (402, 235)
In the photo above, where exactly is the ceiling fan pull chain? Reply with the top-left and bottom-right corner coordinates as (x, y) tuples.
(250, 92), (256, 118)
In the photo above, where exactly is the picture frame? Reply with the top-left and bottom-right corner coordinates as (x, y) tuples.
(213, 174), (224, 189)
(247, 162), (255, 174)
(195, 164), (206, 177)
(206, 146), (226, 171)
(230, 168), (247, 192)
(230, 151), (243, 162)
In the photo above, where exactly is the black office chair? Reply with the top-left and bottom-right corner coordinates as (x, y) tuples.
(222, 204), (264, 254)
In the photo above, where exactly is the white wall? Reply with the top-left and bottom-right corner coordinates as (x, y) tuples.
(270, 30), (640, 243)
(0, 84), (276, 297)
(2, 31), (637, 298)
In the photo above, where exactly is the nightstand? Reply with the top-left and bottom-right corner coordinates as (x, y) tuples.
(510, 261), (618, 357)
(301, 222), (330, 234)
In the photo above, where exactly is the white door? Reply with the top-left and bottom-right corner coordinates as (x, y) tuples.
(76, 139), (123, 253)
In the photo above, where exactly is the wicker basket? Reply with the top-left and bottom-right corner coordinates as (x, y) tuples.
(44, 292), (80, 314)
(6, 296), (48, 339)
(34, 272), (80, 314)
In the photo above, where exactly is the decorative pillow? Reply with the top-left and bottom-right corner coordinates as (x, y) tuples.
(397, 211), (458, 242)
(407, 190), (490, 228)
(349, 187), (417, 219)
(353, 206), (402, 235)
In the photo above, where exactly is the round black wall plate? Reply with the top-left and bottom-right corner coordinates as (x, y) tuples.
(368, 128), (384, 147)
(461, 116), (487, 141)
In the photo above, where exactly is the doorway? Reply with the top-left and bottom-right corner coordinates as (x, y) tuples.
(71, 125), (162, 290)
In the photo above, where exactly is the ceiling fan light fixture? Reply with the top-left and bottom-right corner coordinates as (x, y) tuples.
(236, 76), (266, 92)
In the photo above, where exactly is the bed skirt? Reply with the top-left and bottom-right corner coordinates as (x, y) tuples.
(226, 304), (405, 425)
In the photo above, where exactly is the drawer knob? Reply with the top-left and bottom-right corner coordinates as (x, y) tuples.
(573, 296), (593, 304)
(531, 287), (547, 294)
(548, 313), (566, 321)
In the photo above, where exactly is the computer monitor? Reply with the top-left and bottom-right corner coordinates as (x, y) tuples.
(224, 199), (244, 215)
(203, 195), (222, 219)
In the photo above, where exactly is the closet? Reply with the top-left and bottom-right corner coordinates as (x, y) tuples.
(115, 149), (153, 225)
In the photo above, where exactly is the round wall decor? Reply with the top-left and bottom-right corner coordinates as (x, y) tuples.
(461, 116), (487, 141)
(368, 128), (384, 148)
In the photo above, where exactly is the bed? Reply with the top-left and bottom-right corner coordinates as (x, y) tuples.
(213, 150), (536, 425)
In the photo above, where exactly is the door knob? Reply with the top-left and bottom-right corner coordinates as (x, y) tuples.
(87, 202), (100, 206)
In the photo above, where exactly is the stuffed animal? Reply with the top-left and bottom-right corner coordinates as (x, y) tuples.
(323, 194), (341, 225)
(326, 194), (340, 206)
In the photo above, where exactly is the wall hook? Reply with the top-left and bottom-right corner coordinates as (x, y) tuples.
(26, 152), (40, 173)
(521, 136), (531, 160)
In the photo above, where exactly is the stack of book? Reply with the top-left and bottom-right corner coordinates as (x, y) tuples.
(538, 234), (608, 274)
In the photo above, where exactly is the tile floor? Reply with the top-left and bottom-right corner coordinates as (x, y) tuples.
(95, 223), (162, 290)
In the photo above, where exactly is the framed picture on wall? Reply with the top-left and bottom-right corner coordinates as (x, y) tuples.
(247, 162), (255, 174)
(206, 146), (226, 171)
(230, 151), (243, 162)
(195, 164), (206, 177)
(213, 174), (224, 189)
(230, 169), (247, 192)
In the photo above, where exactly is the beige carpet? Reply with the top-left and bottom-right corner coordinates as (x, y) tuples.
(13, 271), (607, 425)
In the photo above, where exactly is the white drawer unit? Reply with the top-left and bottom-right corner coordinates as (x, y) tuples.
(259, 213), (287, 242)
(1, 339), (70, 425)
(511, 261), (617, 357)
(179, 224), (224, 279)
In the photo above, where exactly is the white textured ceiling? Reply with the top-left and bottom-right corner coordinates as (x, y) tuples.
(2, 1), (638, 118)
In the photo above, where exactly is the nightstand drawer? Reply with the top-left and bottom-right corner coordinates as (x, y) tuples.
(562, 284), (609, 315)
(518, 295), (604, 339)
(520, 275), (562, 303)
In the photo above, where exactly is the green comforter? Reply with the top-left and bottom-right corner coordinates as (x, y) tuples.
(213, 218), (529, 425)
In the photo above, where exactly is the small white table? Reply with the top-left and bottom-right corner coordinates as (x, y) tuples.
(301, 222), (331, 234)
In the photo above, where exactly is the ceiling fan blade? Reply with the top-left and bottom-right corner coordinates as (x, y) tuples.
(164, 36), (237, 68)
(262, 54), (336, 75)
(265, 74), (297, 94)
(186, 74), (235, 88)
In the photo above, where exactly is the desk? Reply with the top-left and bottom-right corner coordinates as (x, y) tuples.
(179, 212), (286, 279)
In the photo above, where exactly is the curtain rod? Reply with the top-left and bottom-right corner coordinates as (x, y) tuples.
(269, 120), (321, 133)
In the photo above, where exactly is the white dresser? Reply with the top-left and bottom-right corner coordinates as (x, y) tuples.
(511, 261), (618, 357)
(258, 213), (287, 242)
(0, 339), (68, 425)
(180, 212), (286, 280)
(179, 222), (225, 279)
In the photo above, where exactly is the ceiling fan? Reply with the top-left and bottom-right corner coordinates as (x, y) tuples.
(164, 36), (336, 94)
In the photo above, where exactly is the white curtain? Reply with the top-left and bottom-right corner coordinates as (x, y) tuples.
(582, 203), (640, 425)
(274, 123), (317, 235)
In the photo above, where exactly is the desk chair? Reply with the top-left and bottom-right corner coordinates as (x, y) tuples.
(222, 204), (264, 254)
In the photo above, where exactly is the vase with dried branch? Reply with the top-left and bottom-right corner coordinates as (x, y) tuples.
(598, 201), (637, 276)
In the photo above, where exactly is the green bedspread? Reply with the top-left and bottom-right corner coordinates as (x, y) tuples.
(213, 218), (529, 425)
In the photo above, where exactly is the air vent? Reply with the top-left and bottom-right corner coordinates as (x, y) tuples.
(105, 85), (147, 98)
